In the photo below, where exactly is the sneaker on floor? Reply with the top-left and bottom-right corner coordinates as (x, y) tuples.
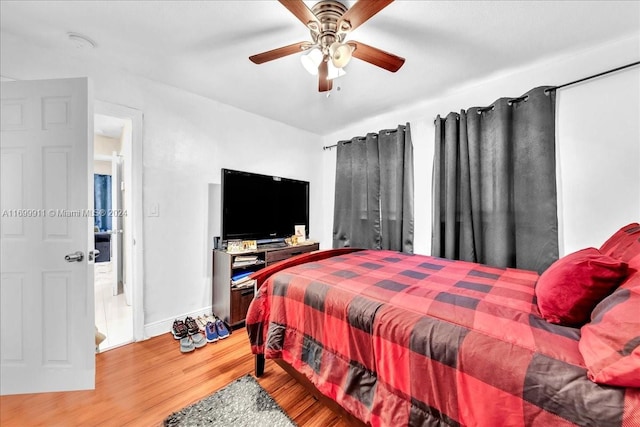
(205, 321), (219, 343)
(172, 319), (188, 339)
(184, 316), (200, 335)
(215, 319), (230, 339)
(196, 316), (208, 331)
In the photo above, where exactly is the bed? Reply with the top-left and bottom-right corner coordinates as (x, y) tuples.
(246, 224), (640, 426)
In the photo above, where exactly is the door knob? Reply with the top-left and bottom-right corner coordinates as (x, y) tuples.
(65, 251), (84, 262)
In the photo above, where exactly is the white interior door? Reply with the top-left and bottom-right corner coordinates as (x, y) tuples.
(110, 151), (122, 297)
(0, 78), (95, 395)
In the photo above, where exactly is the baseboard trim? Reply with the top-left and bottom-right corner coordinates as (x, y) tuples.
(143, 305), (213, 339)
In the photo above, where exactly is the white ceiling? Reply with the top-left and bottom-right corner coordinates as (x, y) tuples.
(1, 1), (638, 135)
(95, 114), (126, 139)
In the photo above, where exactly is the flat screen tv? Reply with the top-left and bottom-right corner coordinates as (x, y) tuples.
(221, 168), (309, 244)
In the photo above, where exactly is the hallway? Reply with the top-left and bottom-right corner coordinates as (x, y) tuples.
(94, 261), (133, 351)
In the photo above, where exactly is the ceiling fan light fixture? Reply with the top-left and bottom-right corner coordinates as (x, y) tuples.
(327, 61), (347, 80)
(329, 41), (354, 68)
(250, 0), (404, 92)
(300, 47), (323, 75)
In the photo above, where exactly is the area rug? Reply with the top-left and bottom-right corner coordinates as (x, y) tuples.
(163, 375), (297, 427)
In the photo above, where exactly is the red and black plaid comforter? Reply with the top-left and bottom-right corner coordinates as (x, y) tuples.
(246, 250), (640, 426)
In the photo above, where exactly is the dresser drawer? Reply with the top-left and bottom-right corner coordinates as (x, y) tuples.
(230, 287), (255, 325)
(265, 243), (319, 264)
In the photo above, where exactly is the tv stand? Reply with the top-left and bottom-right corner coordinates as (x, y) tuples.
(212, 241), (320, 327)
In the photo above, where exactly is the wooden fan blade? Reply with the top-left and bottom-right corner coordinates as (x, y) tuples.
(350, 41), (405, 72)
(249, 42), (311, 64)
(318, 60), (332, 92)
(337, 0), (394, 33)
(278, 0), (320, 31)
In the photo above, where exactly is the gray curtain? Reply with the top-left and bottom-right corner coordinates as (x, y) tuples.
(333, 123), (414, 252)
(432, 86), (558, 273)
(94, 174), (112, 232)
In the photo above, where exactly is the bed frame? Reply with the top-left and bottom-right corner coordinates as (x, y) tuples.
(255, 354), (367, 427)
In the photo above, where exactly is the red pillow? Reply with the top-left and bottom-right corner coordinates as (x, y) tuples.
(579, 274), (640, 387)
(599, 222), (640, 269)
(535, 248), (628, 326)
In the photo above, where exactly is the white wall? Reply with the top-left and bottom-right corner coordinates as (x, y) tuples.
(1, 32), (323, 332)
(556, 67), (639, 254)
(320, 35), (640, 256)
(139, 84), (322, 327)
(93, 134), (120, 175)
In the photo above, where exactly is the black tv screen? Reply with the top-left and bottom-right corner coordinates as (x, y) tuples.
(221, 168), (309, 243)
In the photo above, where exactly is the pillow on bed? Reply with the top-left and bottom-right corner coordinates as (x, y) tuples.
(579, 274), (640, 387)
(535, 247), (628, 326)
(599, 222), (640, 269)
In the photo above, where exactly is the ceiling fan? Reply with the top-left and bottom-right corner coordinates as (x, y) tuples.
(249, 0), (405, 92)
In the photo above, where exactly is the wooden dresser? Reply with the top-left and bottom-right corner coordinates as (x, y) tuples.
(212, 242), (320, 326)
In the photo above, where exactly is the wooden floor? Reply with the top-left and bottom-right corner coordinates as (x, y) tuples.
(0, 329), (353, 427)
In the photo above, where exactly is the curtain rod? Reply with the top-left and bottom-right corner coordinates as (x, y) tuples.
(324, 61), (640, 149)
(544, 61), (639, 94)
(427, 61), (640, 126)
(322, 129), (389, 151)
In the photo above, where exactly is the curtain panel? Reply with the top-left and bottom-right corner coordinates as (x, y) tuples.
(94, 174), (112, 232)
(432, 86), (558, 273)
(333, 123), (414, 253)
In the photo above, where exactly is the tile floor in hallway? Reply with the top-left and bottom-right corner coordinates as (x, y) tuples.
(94, 261), (133, 351)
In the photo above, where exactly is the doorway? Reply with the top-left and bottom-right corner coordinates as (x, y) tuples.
(93, 114), (131, 350)
(93, 101), (144, 351)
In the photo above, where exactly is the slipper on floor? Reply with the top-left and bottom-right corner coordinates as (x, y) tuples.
(95, 326), (106, 346)
(172, 319), (188, 339)
(180, 336), (195, 353)
(191, 332), (207, 349)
